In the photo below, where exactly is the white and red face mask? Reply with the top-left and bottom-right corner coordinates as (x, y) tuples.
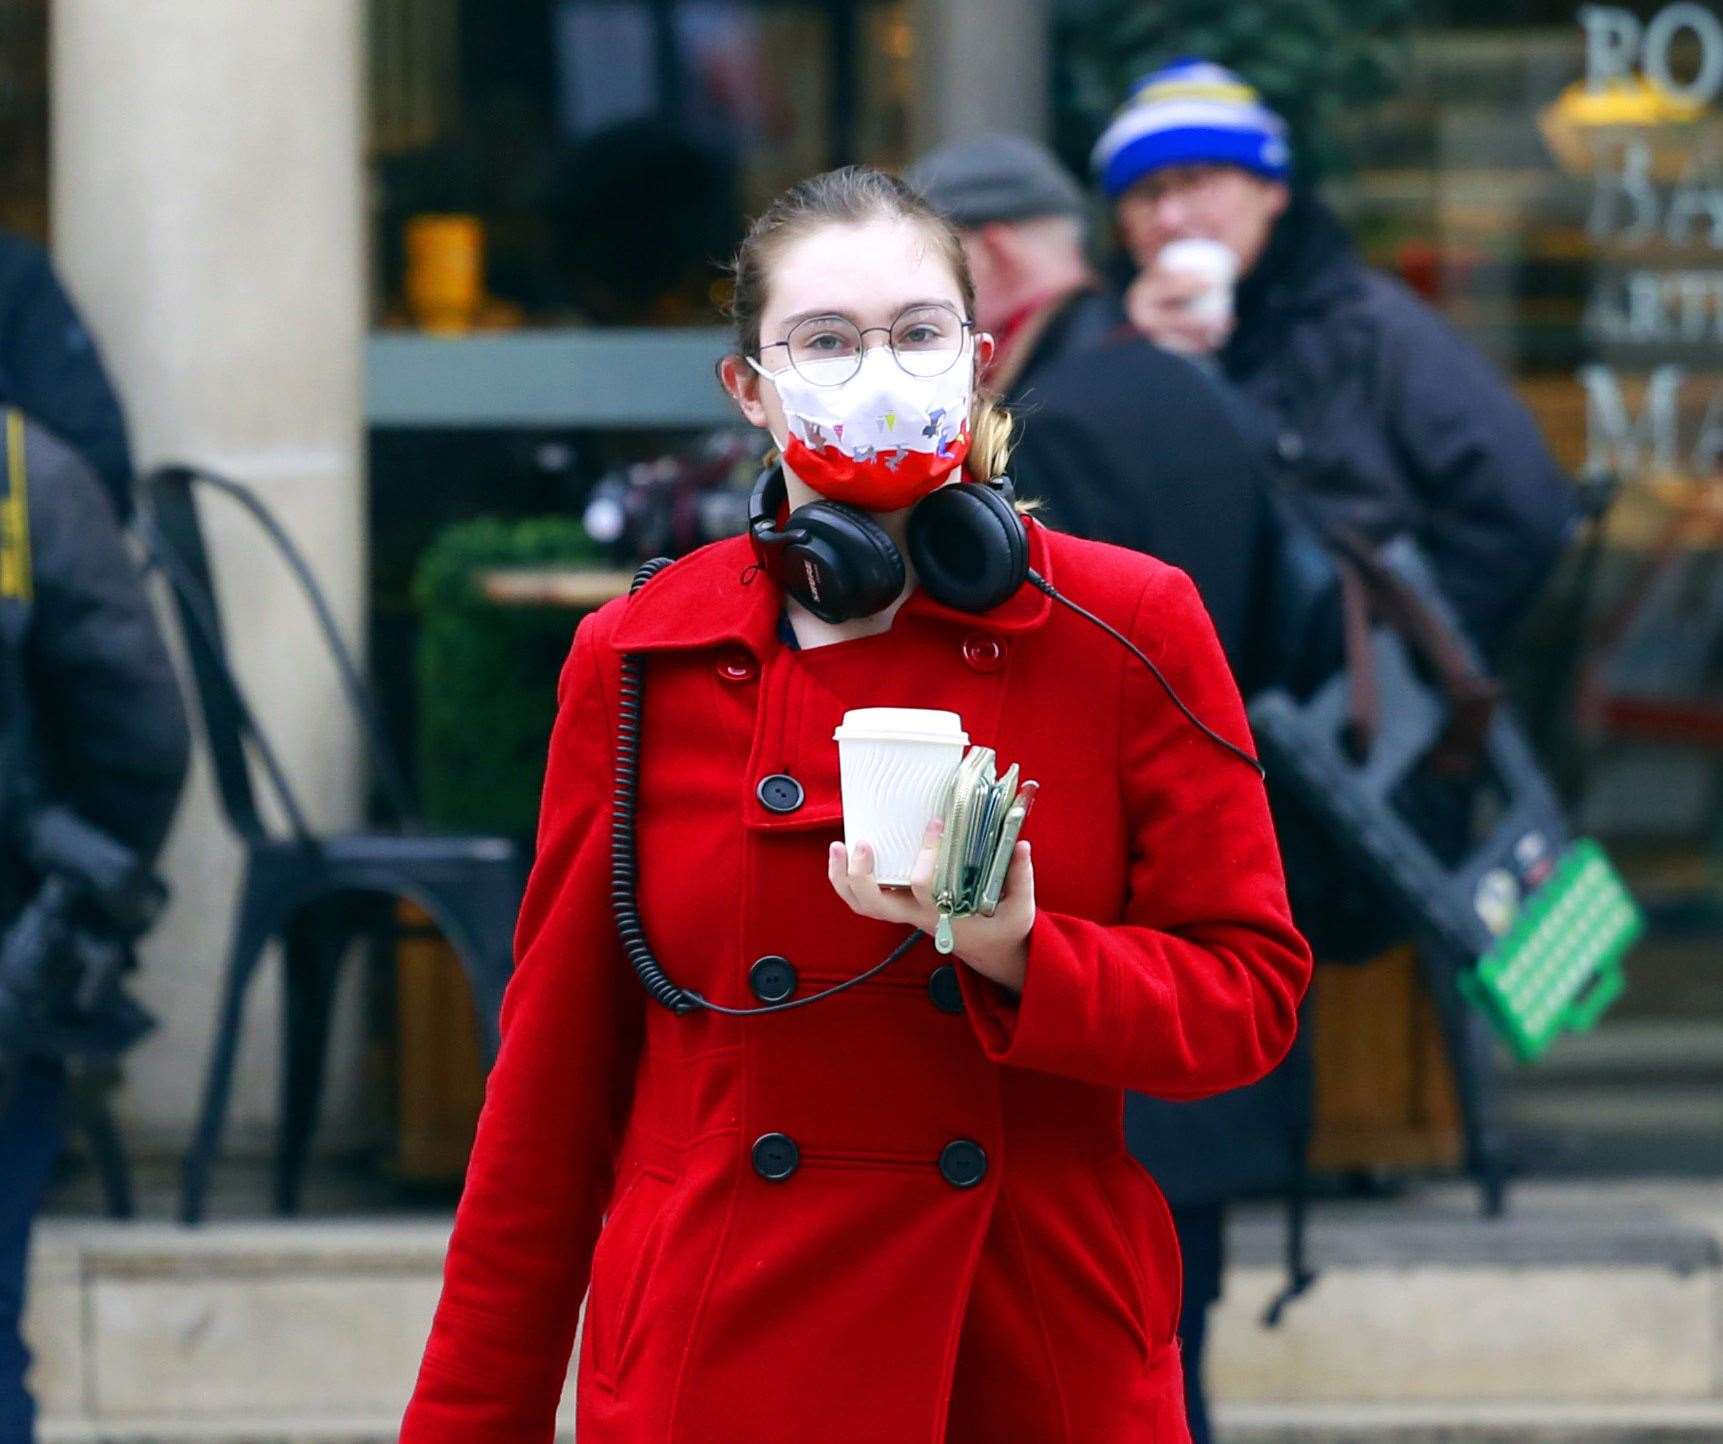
(749, 340), (974, 511)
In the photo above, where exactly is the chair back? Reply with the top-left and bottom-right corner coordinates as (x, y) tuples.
(144, 465), (418, 843)
(146, 465), (286, 842)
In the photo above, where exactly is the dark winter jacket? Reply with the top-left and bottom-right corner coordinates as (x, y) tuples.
(1221, 194), (1578, 658)
(3, 421), (187, 903)
(0, 234), (135, 521)
(1004, 288), (1279, 692)
(1002, 289), (1306, 1210)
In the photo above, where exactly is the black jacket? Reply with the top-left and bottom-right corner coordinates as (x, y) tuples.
(1004, 289), (1278, 691)
(0, 235), (135, 522)
(4, 423), (187, 902)
(1222, 194), (1578, 657)
(1002, 289), (1308, 1212)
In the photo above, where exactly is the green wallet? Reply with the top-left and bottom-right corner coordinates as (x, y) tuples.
(930, 746), (1039, 955)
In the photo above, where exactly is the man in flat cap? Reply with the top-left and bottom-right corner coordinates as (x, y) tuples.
(907, 134), (1116, 401)
(907, 133), (1275, 681)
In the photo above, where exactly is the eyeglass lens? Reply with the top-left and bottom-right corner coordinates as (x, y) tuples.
(785, 303), (966, 383)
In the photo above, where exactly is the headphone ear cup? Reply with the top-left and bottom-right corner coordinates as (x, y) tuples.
(784, 500), (906, 624)
(906, 482), (1029, 614)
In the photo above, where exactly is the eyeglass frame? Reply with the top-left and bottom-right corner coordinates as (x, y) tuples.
(754, 302), (978, 387)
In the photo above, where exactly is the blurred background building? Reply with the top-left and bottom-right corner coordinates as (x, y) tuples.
(5, 0), (1722, 1437)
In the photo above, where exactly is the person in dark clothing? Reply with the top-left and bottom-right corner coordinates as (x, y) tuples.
(906, 133), (1276, 682)
(909, 134), (1306, 1444)
(908, 136), (1120, 402)
(1101, 59), (1577, 659)
(1, 417), (188, 1444)
(1074, 57), (1576, 1435)
(0, 236), (133, 523)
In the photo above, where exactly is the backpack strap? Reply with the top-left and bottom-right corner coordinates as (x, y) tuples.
(1326, 521), (1501, 775)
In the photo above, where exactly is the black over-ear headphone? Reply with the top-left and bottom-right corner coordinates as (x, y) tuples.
(747, 463), (1029, 625)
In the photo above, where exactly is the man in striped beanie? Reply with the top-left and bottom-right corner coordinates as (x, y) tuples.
(1090, 53), (1580, 1444)
(1092, 54), (1574, 658)
(1092, 58), (1293, 354)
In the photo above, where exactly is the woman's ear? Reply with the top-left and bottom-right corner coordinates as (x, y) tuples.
(718, 353), (771, 429)
(974, 331), (996, 375)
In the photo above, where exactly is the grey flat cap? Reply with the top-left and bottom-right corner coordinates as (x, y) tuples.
(907, 134), (1087, 228)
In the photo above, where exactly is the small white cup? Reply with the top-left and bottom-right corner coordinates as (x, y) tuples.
(833, 707), (968, 885)
(1157, 238), (1239, 328)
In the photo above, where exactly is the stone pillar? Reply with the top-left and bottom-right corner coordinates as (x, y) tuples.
(909, 0), (1051, 155)
(51, 1), (369, 1155)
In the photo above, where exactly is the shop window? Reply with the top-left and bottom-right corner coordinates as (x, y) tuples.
(0, 0), (48, 242)
(368, 0), (911, 331)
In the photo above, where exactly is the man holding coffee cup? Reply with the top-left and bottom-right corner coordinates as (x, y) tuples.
(1087, 58), (1576, 1439)
(1096, 57), (1576, 657)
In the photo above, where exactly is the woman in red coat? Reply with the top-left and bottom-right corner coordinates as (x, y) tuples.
(401, 167), (1311, 1444)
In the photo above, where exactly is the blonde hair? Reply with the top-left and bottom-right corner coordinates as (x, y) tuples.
(725, 165), (1022, 492)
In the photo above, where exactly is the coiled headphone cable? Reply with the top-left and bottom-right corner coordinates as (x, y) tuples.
(610, 558), (923, 1016)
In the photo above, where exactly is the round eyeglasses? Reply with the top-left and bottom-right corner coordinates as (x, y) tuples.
(757, 302), (973, 386)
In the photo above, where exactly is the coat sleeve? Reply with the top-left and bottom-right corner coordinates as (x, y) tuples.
(1377, 284), (1579, 656)
(402, 610), (644, 1442)
(956, 566), (1312, 1100)
(25, 436), (188, 860)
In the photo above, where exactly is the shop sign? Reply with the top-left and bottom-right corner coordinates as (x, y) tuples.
(1576, 3), (1723, 478)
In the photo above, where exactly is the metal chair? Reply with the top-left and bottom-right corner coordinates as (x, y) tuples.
(143, 465), (523, 1224)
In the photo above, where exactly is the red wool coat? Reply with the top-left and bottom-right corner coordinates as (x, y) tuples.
(401, 514), (1312, 1444)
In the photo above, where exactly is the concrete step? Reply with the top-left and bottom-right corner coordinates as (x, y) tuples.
(25, 1222), (464, 1431)
(33, 1402), (1723, 1443)
(1503, 1021), (1723, 1087)
(1498, 1021), (1723, 1176)
(25, 1181), (1723, 1433)
(39, 1422), (421, 1443)
(1211, 1181), (1723, 1409)
(1216, 1401), (1723, 1442)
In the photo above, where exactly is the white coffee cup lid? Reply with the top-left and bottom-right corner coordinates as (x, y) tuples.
(833, 707), (968, 746)
(1158, 237), (1239, 284)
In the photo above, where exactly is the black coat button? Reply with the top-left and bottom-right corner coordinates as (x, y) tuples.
(749, 955), (798, 1004)
(752, 1132), (800, 1181)
(756, 773), (805, 813)
(928, 965), (964, 1014)
(939, 1139), (987, 1189)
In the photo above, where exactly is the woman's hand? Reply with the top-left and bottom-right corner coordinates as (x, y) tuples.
(827, 817), (1035, 993)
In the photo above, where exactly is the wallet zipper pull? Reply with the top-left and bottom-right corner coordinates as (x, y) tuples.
(934, 908), (957, 955)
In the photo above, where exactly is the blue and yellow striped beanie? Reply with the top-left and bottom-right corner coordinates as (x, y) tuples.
(1091, 59), (1291, 199)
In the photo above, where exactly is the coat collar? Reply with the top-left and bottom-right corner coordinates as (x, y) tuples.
(609, 511), (1056, 656)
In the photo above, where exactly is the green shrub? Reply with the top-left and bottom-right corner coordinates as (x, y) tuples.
(413, 517), (602, 836)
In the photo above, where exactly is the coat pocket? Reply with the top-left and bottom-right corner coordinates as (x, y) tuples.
(586, 1166), (677, 1392)
(1100, 1152), (1184, 1353)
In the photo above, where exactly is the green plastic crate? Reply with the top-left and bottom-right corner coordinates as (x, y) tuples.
(1459, 839), (1643, 1063)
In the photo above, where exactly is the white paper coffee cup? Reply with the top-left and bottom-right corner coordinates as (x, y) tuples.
(833, 708), (968, 885)
(1157, 238), (1239, 327)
